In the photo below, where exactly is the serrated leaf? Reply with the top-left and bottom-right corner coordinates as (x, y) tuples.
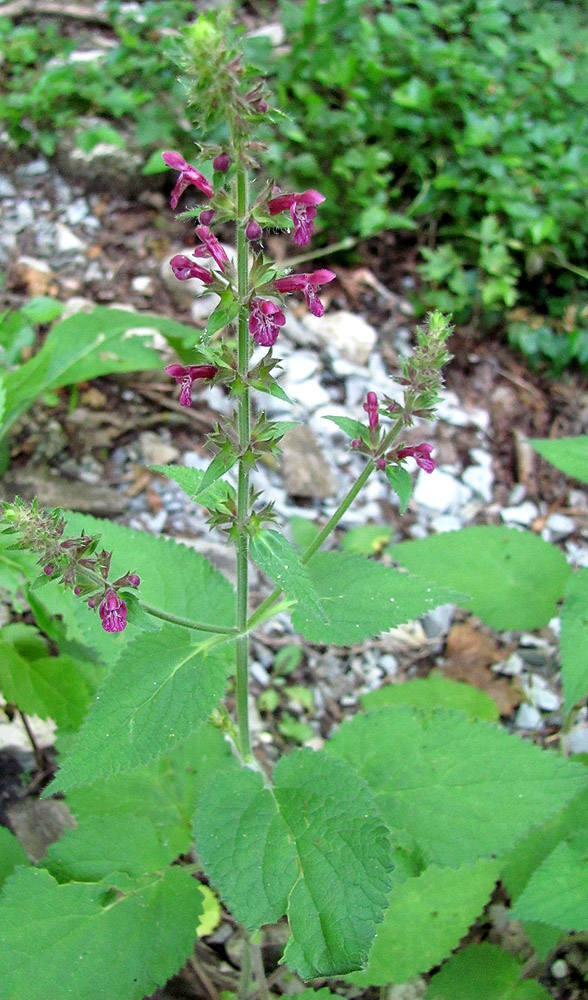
(0, 866), (202, 1000)
(291, 552), (463, 644)
(250, 375), (292, 403)
(206, 300), (239, 338)
(560, 568), (588, 714)
(529, 436), (588, 486)
(250, 529), (327, 623)
(350, 859), (499, 985)
(194, 447), (238, 497)
(511, 830), (588, 931)
(49, 625), (234, 792)
(385, 464), (412, 514)
(389, 526), (571, 629)
(0, 827), (28, 887)
(323, 415), (371, 447)
(361, 674), (499, 721)
(151, 464), (236, 510)
(0, 644), (92, 730)
(426, 943), (551, 1000)
(195, 749), (392, 978)
(328, 705), (588, 866)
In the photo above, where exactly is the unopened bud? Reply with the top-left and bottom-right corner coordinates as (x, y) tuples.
(74, 586), (81, 596)
(200, 208), (215, 226)
(213, 152), (230, 172)
(377, 457), (387, 470)
(127, 573), (141, 588)
(88, 598), (96, 609)
(351, 439), (361, 449)
(245, 219), (262, 241)
(43, 565), (53, 576)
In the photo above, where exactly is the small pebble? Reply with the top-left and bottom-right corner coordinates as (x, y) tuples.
(551, 959), (569, 980)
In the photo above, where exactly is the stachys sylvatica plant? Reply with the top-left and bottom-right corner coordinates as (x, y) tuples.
(0, 14), (586, 1000)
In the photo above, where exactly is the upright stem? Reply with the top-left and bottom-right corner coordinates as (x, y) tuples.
(235, 163), (252, 761)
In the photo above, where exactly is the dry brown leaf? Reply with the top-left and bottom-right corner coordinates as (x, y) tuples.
(444, 623), (522, 716)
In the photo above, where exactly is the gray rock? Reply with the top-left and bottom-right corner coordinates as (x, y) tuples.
(55, 223), (87, 253)
(54, 119), (144, 195)
(15, 157), (49, 178)
(493, 653), (525, 677)
(413, 468), (472, 513)
(138, 431), (180, 467)
(514, 702), (543, 730)
(131, 275), (154, 296)
(65, 197), (90, 226)
(565, 725), (588, 755)
(542, 512), (575, 541)
(501, 501), (539, 527)
(303, 310), (377, 366)
(521, 673), (560, 711)
(0, 174), (16, 197)
(288, 376), (331, 412)
(60, 296), (96, 320)
(14, 200), (34, 231)
(551, 959), (569, 980)
(7, 798), (75, 863)
(280, 424), (337, 498)
(462, 462), (494, 502)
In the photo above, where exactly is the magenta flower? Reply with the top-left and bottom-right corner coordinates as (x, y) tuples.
(273, 268), (336, 317)
(397, 443), (436, 474)
(165, 363), (219, 407)
(194, 224), (230, 271)
(99, 589), (127, 633)
(248, 298), (286, 347)
(162, 151), (213, 208)
(268, 190), (326, 245)
(363, 391), (379, 430)
(169, 254), (214, 284)
(200, 208), (215, 226)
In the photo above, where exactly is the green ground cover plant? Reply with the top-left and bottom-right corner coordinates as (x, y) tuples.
(0, 14), (587, 1000)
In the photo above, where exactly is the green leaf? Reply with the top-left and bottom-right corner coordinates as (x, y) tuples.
(206, 299), (239, 338)
(151, 463), (236, 510)
(340, 524), (392, 556)
(323, 415), (371, 447)
(0, 645), (92, 730)
(48, 727), (230, 883)
(0, 308), (165, 435)
(0, 866), (202, 1000)
(195, 749), (392, 978)
(291, 552), (463, 645)
(0, 531), (37, 602)
(250, 529), (327, 622)
(194, 446), (237, 497)
(20, 297), (63, 325)
(0, 375), (5, 426)
(196, 884), (222, 937)
(426, 943), (551, 1000)
(385, 465), (413, 514)
(389, 526), (571, 629)
(350, 859), (500, 985)
(560, 568), (588, 715)
(328, 706), (587, 866)
(289, 516), (320, 552)
(0, 826), (28, 887)
(511, 830), (588, 932)
(529, 436), (588, 485)
(361, 674), (499, 722)
(48, 625), (234, 792)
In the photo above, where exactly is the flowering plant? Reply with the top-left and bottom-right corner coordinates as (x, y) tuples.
(0, 15), (586, 1000)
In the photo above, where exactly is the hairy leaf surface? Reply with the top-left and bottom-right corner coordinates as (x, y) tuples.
(251, 529), (327, 621)
(362, 674), (499, 721)
(328, 706), (587, 865)
(195, 749), (392, 978)
(426, 943), (551, 999)
(511, 830), (588, 931)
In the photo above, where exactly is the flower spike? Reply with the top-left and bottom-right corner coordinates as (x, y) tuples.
(273, 269), (335, 317)
(162, 151), (214, 207)
(268, 190), (326, 245)
(165, 363), (218, 407)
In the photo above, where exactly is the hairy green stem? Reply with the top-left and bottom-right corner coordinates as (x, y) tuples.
(235, 163), (253, 761)
(141, 604), (238, 634)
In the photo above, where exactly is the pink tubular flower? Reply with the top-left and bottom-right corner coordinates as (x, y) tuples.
(268, 190), (326, 245)
(194, 224), (230, 271)
(363, 391), (379, 430)
(397, 443), (436, 474)
(273, 268), (336, 317)
(165, 363), (219, 407)
(248, 298), (286, 347)
(99, 589), (127, 633)
(162, 151), (214, 208)
(169, 255), (214, 284)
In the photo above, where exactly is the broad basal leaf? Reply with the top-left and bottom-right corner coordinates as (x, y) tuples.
(328, 706), (587, 866)
(250, 529), (327, 622)
(0, 827), (28, 887)
(426, 943), (551, 1000)
(0, 645), (92, 730)
(511, 830), (588, 932)
(529, 435), (588, 486)
(560, 568), (588, 715)
(361, 674), (499, 722)
(0, 866), (202, 1000)
(291, 551), (463, 644)
(389, 525), (571, 629)
(49, 625), (234, 792)
(350, 859), (500, 985)
(195, 749), (392, 979)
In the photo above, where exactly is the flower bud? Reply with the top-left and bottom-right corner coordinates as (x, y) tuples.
(199, 208), (215, 226)
(376, 457), (387, 470)
(88, 598), (96, 609)
(128, 574), (141, 588)
(43, 565), (53, 576)
(213, 152), (230, 172)
(245, 219), (262, 241)
(74, 586), (81, 596)
(351, 439), (361, 449)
